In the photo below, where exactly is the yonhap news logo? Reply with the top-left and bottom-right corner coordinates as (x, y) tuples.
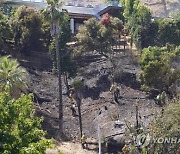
(135, 133), (180, 147)
(135, 134), (151, 147)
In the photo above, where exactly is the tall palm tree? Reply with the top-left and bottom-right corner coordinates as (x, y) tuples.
(0, 56), (27, 98)
(46, 0), (64, 135)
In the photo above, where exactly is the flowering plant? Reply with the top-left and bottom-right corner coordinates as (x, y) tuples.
(101, 13), (110, 25)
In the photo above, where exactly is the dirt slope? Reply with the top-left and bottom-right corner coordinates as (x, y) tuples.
(141, 0), (180, 18)
(27, 48), (160, 148)
(46, 141), (97, 154)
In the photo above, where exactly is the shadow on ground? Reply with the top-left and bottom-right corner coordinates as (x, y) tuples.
(83, 75), (111, 100)
(36, 109), (71, 141)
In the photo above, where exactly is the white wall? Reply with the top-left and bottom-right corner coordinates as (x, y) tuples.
(70, 18), (75, 34)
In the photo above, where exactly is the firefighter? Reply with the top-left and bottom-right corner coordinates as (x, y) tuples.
(122, 144), (130, 154)
(110, 83), (120, 104)
(156, 91), (167, 106)
(110, 83), (116, 93)
(69, 89), (77, 117)
(114, 87), (120, 100)
(81, 133), (87, 149)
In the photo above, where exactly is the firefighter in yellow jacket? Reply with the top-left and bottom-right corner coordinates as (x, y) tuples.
(69, 89), (77, 116)
(156, 91), (167, 105)
(110, 83), (120, 104)
(81, 133), (87, 149)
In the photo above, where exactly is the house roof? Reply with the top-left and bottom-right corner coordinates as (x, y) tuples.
(63, 3), (122, 18)
(5, 0), (122, 18)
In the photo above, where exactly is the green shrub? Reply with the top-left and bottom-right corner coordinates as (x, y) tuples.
(138, 18), (180, 48)
(74, 16), (123, 55)
(71, 79), (84, 91)
(124, 0), (180, 49)
(0, 92), (53, 154)
(13, 6), (43, 52)
(155, 18), (180, 46)
(149, 99), (180, 154)
(0, 9), (12, 50)
(140, 46), (180, 92)
(41, 14), (52, 50)
(75, 18), (102, 55)
(128, 4), (152, 49)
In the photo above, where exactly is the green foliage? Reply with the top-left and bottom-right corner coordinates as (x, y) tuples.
(45, 0), (74, 74)
(127, 4), (151, 49)
(123, 0), (139, 20)
(157, 18), (180, 46)
(141, 60), (170, 91)
(49, 39), (76, 76)
(75, 18), (101, 55)
(74, 17), (123, 56)
(46, 0), (64, 21)
(124, 99), (180, 154)
(0, 8), (12, 50)
(123, 0), (180, 49)
(110, 17), (124, 31)
(0, 10), (4, 49)
(125, 2), (180, 49)
(143, 20), (159, 46)
(0, 56), (27, 98)
(41, 12), (52, 50)
(149, 99), (180, 154)
(140, 46), (180, 92)
(124, 119), (149, 154)
(0, 92), (53, 154)
(120, 0), (126, 6)
(12, 6), (43, 52)
(71, 79), (84, 91)
(49, 40), (56, 69)
(171, 11), (180, 20)
(136, 4), (151, 22)
(58, 14), (71, 49)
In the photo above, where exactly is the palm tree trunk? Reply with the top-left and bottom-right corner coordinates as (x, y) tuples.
(55, 34), (63, 134)
(63, 72), (70, 95)
(77, 99), (83, 137)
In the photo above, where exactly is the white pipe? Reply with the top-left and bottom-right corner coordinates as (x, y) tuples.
(98, 124), (101, 154)
(70, 18), (75, 34)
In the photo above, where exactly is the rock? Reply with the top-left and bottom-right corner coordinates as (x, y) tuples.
(114, 120), (125, 128)
(107, 135), (126, 153)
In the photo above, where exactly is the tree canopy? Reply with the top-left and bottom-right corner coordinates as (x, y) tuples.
(140, 45), (180, 92)
(74, 16), (123, 56)
(0, 92), (53, 154)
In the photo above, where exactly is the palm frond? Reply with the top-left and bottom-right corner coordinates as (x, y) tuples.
(0, 56), (27, 98)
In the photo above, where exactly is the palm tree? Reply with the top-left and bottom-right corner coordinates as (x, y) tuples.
(46, 0), (64, 135)
(71, 79), (84, 138)
(0, 56), (27, 98)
